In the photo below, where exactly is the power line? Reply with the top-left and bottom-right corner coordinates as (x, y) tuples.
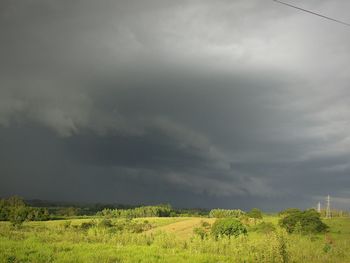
(272, 0), (350, 27)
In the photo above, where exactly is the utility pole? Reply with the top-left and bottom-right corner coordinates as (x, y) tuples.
(317, 202), (321, 213)
(326, 195), (331, 219)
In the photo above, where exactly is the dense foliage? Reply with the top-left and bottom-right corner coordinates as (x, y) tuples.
(279, 209), (329, 234)
(211, 218), (247, 238)
(98, 204), (172, 218)
(209, 209), (245, 218)
(0, 196), (50, 226)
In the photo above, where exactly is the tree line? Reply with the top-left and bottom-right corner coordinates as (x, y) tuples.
(0, 196), (50, 226)
(97, 204), (173, 218)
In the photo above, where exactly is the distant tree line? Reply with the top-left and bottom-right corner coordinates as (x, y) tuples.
(97, 204), (173, 218)
(26, 199), (135, 216)
(0, 196), (50, 226)
(209, 209), (246, 218)
(98, 207), (265, 219)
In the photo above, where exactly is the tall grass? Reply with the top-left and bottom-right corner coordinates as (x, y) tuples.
(0, 217), (349, 263)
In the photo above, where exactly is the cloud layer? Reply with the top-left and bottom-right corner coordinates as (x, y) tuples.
(1, 0), (350, 210)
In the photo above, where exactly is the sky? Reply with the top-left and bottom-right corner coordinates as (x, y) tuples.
(1, 0), (350, 211)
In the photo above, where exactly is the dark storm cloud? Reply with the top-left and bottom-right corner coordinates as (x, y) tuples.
(1, 0), (350, 210)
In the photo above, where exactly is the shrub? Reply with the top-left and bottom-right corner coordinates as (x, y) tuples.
(193, 221), (211, 239)
(211, 218), (247, 238)
(128, 221), (153, 233)
(194, 227), (207, 240)
(80, 221), (96, 230)
(98, 218), (113, 228)
(279, 209), (329, 234)
(27, 207), (50, 221)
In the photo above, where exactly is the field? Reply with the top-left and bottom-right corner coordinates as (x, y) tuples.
(0, 216), (350, 263)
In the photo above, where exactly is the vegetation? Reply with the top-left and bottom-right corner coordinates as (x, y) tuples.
(250, 221), (276, 234)
(209, 209), (245, 218)
(0, 196), (349, 262)
(0, 196), (50, 226)
(97, 204), (172, 218)
(248, 208), (263, 220)
(279, 209), (329, 234)
(193, 221), (212, 240)
(1, 216), (350, 262)
(211, 218), (247, 238)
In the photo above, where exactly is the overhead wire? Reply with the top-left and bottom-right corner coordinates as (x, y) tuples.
(272, 0), (350, 27)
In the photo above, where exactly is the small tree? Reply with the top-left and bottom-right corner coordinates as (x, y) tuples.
(211, 218), (247, 239)
(9, 206), (28, 227)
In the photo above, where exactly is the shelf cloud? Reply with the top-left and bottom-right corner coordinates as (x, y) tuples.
(1, 0), (350, 210)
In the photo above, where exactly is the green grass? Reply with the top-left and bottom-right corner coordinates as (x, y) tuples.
(0, 217), (350, 262)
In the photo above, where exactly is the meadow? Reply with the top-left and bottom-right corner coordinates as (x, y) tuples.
(0, 215), (350, 263)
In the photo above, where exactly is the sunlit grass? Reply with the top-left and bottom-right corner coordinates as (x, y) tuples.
(0, 217), (349, 262)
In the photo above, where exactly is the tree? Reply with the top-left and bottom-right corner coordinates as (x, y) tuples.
(0, 196), (51, 223)
(279, 209), (329, 234)
(7, 196), (26, 207)
(9, 206), (28, 227)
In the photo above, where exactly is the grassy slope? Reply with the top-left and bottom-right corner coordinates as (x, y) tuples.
(0, 216), (350, 263)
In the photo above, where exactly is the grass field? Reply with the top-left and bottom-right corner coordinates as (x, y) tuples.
(0, 216), (350, 262)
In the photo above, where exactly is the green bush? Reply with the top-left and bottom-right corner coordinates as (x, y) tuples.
(211, 218), (247, 238)
(279, 209), (329, 234)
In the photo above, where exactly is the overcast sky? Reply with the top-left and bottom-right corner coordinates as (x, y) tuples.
(1, 0), (350, 211)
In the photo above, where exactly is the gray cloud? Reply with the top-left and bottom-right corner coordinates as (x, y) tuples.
(1, 0), (350, 210)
